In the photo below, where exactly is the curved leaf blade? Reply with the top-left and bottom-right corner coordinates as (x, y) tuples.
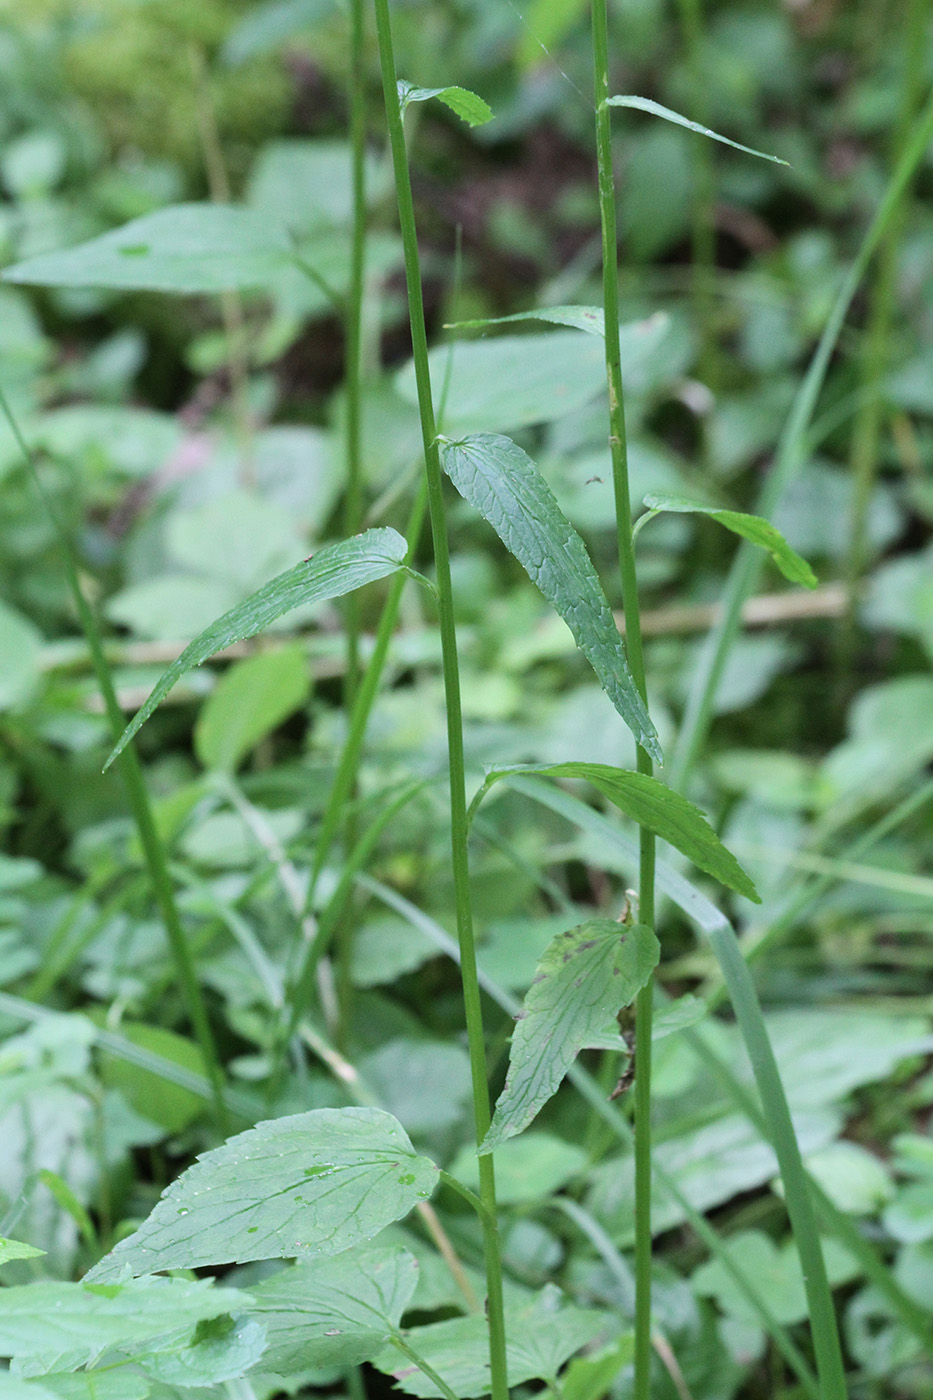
(440, 435), (660, 761)
(482, 920), (659, 1153)
(249, 1243), (419, 1373)
(105, 527), (408, 769)
(605, 95), (787, 165)
(3, 205), (295, 294)
(447, 309), (669, 352)
(642, 493), (818, 588)
(474, 762), (760, 902)
(85, 1107), (438, 1280)
(398, 81), (492, 127)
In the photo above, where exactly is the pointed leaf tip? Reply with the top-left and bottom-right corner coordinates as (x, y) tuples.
(605, 95), (787, 166)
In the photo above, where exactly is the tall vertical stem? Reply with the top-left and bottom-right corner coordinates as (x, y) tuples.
(591, 6), (656, 1397)
(370, 8), (508, 1398)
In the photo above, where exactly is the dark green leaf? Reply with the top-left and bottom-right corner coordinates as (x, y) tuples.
(473, 762), (759, 901)
(398, 82), (492, 127)
(642, 493), (818, 588)
(86, 1107), (438, 1280)
(249, 1243), (418, 1373)
(482, 921), (659, 1151)
(3, 206), (295, 293)
(105, 527), (408, 768)
(440, 435), (660, 761)
(605, 96), (787, 165)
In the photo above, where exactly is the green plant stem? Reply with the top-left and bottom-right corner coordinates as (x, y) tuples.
(370, 10), (508, 1399)
(670, 83), (933, 794)
(0, 383), (227, 1132)
(389, 1335), (462, 1400)
(343, 0), (368, 713)
(591, 7), (656, 1396)
(842, 0), (929, 658)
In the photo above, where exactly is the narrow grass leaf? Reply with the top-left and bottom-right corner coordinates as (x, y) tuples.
(473, 762), (759, 901)
(85, 1107), (438, 1280)
(248, 1243), (419, 1373)
(105, 527), (408, 769)
(642, 493), (818, 588)
(605, 96), (786, 165)
(447, 309), (669, 351)
(481, 920), (659, 1153)
(0, 1277), (249, 1360)
(398, 82), (492, 127)
(441, 435), (660, 761)
(3, 205), (295, 293)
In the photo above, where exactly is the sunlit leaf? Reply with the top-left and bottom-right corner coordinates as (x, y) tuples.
(398, 82), (492, 127)
(641, 493), (818, 588)
(0, 1238), (46, 1267)
(440, 435), (660, 761)
(105, 527), (408, 768)
(482, 920), (659, 1151)
(86, 1107), (438, 1280)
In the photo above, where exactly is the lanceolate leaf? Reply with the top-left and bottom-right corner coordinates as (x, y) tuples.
(398, 81), (493, 127)
(641, 493), (818, 588)
(0, 1277), (249, 1360)
(249, 1243), (419, 1374)
(481, 920), (659, 1152)
(447, 308), (669, 351)
(472, 762), (760, 902)
(0, 1237), (46, 1267)
(86, 1108), (438, 1281)
(105, 528), (408, 769)
(605, 96), (787, 165)
(440, 435), (661, 761)
(3, 205), (295, 293)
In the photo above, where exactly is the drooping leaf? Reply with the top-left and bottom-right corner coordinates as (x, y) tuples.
(481, 920), (659, 1152)
(86, 1108), (438, 1281)
(373, 1286), (608, 1398)
(447, 308), (669, 353)
(641, 493), (818, 588)
(0, 1277), (249, 1360)
(194, 643), (311, 772)
(472, 762), (759, 901)
(3, 206), (295, 293)
(605, 96), (787, 165)
(249, 1243), (419, 1374)
(105, 527), (408, 768)
(440, 435), (660, 761)
(398, 82), (492, 127)
(0, 1238), (46, 1267)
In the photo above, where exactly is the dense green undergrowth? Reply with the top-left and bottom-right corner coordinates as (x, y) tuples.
(0, 2), (932, 1399)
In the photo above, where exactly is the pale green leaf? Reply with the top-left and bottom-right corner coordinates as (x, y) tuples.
(139, 1314), (268, 1387)
(105, 527), (408, 769)
(482, 921), (659, 1152)
(194, 643), (310, 772)
(398, 82), (492, 127)
(222, 0), (336, 64)
(448, 1132), (587, 1205)
(642, 493), (818, 588)
(3, 205), (295, 293)
(451, 305), (606, 337)
(374, 1286), (607, 1398)
(14, 1375), (148, 1400)
(473, 762), (759, 901)
(605, 96), (787, 165)
(86, 1107), (438, 1280)
(0, 1238), (46, 1267)
(0, 1277), (249, 1360)
(440, 435), (660, 761)
(249, 1243), (419, 1374)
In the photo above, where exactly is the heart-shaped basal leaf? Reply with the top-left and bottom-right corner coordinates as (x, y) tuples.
(440, 435), (660, 762)
(482, 920), (659, 1153)
(249, 1243), (419, 1376)
(471, 762), (759, 902)
(640, 494), (818, 588)
(105, 527), (409, 769)
(0, 1277), (250, 1362)
(2, 205), (295, 293)
(86, 1108), (438, 1281)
